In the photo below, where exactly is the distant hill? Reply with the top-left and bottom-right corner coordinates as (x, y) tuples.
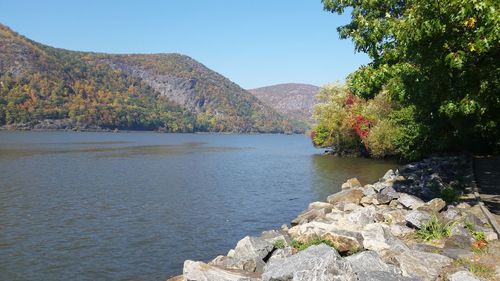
(249, 83), (320, 126)
(0, 24), (302, 133)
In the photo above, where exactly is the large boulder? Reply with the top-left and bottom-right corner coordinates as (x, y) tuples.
(327, 189), (364, 205)
(361, 223), (409, 253)
(231, 236), (274, 273)
(394, 250), (452, 281)
(262, 244), (355, 281)
(291, 207), (331, 226)
(398, 193), (425, 210)
(376, 186), (400, 204)
(321, 230), (363, 254)
(405, 210), (431, 229)
(346, 251), (417, 281)
(420, 198), (447, 213)
(183, 260), (262, 281)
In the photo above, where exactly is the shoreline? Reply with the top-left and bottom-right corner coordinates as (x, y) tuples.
(169, 155), (499, 281)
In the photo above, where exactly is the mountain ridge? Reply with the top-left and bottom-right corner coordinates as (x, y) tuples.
(0, 24), (302, 133)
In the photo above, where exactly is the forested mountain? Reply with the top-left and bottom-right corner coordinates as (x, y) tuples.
(249, 83), (319, 126)
(0, 24), (300, 133)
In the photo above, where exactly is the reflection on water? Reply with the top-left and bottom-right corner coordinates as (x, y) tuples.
(0, 131), (398, 280)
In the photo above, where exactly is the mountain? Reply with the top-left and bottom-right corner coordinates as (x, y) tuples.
(0, 24), (301, 133)
(249, 83), (320, 126)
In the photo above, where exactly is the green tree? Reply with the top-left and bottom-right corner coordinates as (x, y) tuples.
(323, 0), (500, 154)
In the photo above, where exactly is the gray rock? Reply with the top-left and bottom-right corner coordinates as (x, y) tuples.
(362, 223), (409, 252)
(405, 210), (431, 229)
(389, 224), (414, 237)
(447, 271), (481, 281)
(440, 248), (474, 259)
(398, 193), (425, 210)
(441, 207), (461, 221)
(183, 260), (262, 281)
(291, 207), (330, 226)
(354, 271), (419, 281)
(327, 189), (364, 205)
(377, 186), (400, 204)
(372, 182), (387, 192)
(395, 250), (452, 281)
(346, 251), (418, 281)
(262, 244), (355, 281)
(345, 206), (377, 225)
(382, 169), (396, 181)
(362, 185), (377, 196)
(268, 247), (294, 263)
(232, 236), (274, 273)
(321, 230), (363, 254)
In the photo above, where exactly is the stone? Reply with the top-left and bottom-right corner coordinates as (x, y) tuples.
(362, 185), (377, 196)
(440, 248), (474, 259)
(291, 207), (330, 226)
(484, 229), (498, 241)
(183, 260), (262, 281)
(447, 271), (481, 281)
(456, 202), (471, 209)
(398, 193), (425, 210)
(372, 182), (387, 192)
(308, 201), (334, 210)
(382, 169), (396, 181)
(345, 206), (377, 226)
(360, 195), (375, 206)
(361, 223), (409, 253)
(321, 230), (363, 254)
(420, 198), (447, 213)
(346, 251), (418, 281)
(405, 210), (431, 229)
(327, 189), (364, 205)
(340, 202), (361, 212)
(262, 244), (355, 281)
(268, 247), (294, 263)
(389, 224), (414, 237)
(441, 207), (461, 221)
(354, 271), (419, 281)
(376, 186), (400, 204)
(260, 230), (291, 246)
(231, 236), (274, 273)
(166, 275), (184, 281)
(382, 209), (407, 224)
(342, 178), (362, 189)
(395, 250), (452, 281)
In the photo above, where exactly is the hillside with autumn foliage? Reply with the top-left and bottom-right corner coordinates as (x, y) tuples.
(0, 24), (300, 133)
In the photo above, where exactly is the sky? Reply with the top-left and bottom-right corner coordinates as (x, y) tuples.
(0, 0), (369, 89)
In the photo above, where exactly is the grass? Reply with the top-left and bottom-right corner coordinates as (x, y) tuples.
(273, 239), (286, 249)
(416, 216), (452, 241)
(454, 258), (495, 279)
(464, 220), (486, 241)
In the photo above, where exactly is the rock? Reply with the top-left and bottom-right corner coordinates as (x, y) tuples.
(327, 189), (364, 205)
(342, 178), (362, 189)
(231, 236), (274, 273)
(361, 223), (409, 253)
(376, 186), (400, 204)
(389, 224), (414, 237)
(484, 229), (498, 241)
(441, 206), (461, 221)
(308, 202), (334, 210)
(447, 271), (481, 281)
(372, 182), (387, 192)
(183, 260), (262, 281)
(268, 247), (294, 263)
(456, 202), (471, 209)
(321, 230), (363, 254)
(291, 207), (330, 226)
(346, 251), (417, 281)
(166, 275), (184, 281)
(260, 230), (291, 246)
(353, 271), (419, 281)
(360, 195), (375, 206)
(420, 198), (447, 213)
(440, 247), (474, 259)
(339, 202), (361, 212)
(345, 206), (377, 225)
(405, 210), (431, 229)
(262, 244), (355, 281)
(398, 193), (425, 210)
(362, 185), (377, 196)
(382, 169), (396, 181)
(382, 209), (407, 224)
(395, 250), (452, 281)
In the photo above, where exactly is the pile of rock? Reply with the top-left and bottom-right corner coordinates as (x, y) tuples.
(169, 157), (498, 281)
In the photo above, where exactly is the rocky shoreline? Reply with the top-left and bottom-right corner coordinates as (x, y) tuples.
(168, 156), (499, 281)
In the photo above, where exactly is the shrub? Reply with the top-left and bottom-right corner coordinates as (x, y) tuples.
(439, 187), (461, 204)
(416, 216), (452, 241)
(291, 237), (336, 252)
(273, 239), (286, 249)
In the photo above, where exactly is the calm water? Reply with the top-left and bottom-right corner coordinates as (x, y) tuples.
(0, 131), (397, 280)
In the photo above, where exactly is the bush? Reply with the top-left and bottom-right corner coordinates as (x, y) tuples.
(273, 239), (286, 249)
(291, 237), (336, 252)
(439, 187), (461, 204)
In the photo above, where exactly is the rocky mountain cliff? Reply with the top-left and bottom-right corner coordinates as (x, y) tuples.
(249, 83), (320, 126)
(0, 24), (300, 133)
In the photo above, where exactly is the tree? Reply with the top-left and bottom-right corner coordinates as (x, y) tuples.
(323, 0), (500, 154)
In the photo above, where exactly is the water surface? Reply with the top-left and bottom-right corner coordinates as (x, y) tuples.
(0, 131), (397, 280)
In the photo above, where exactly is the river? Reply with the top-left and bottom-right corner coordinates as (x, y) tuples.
(0, 131), (397, 280)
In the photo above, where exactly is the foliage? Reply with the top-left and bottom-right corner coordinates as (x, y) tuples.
(416, 216), (452, 241)
(273, 239), (286, 249)
(0, 24), (294, 133)
(464, 220), (486, 241)
(323, 0), (500, 155)
(291, 237), (336, 252)
(439, 187), (461, 204)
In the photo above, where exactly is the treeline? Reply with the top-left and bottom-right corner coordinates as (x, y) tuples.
(313, 0), (499, 159)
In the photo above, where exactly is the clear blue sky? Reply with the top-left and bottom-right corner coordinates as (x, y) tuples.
(0, 0), (368, 89)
